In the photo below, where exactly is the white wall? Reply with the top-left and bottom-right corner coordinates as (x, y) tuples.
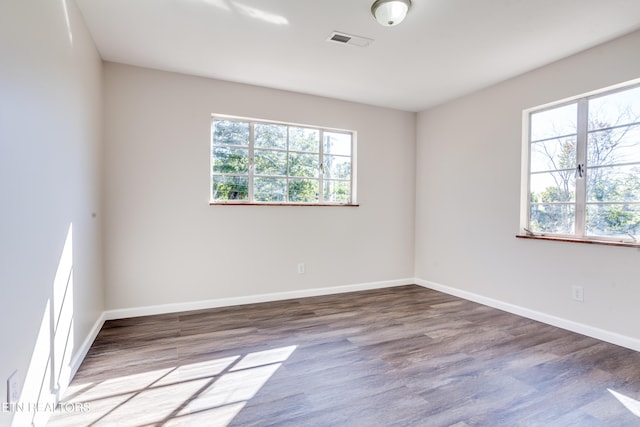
(103, 63), (416, 311)
(415, 30), (640, 344)
(0, 0), (103, 425)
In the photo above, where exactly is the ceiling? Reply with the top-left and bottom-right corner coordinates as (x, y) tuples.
(75, 0), (640, 112)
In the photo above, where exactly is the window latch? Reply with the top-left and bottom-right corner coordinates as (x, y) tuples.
(576, 163), (585, 179)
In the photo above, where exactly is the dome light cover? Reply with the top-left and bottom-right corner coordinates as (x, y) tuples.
(371, 0), (411, 27)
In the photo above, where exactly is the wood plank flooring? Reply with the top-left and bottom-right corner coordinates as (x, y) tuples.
(48, 285), (640, 426)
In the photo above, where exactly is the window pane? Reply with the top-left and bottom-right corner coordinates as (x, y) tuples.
(324, 180), (350, 203)
(211, 116), (353, 205)
(589, 86), (640, 131)
(324, 155), (351, 180)
(289, 127), (319, 152)
(254, 177), (286, 202)
(529, 204), (575, 234)
(530, 171), (576, 203)
(324, 132), (351, 156)
(587, 165), (640, 203)
(212, 120), (249, 146)
(289, 179), (318, 203)
(530, 103), (577, 142)
(254, 149), (287, 176)
(212, 146), (249, 173)
(289, 152), (319, 178)
(255, 123), (287, 149)
(586, 204), (640, 237)
(587, 125), (640, 166)
(212, 175), (248, 201)
(530, 137), (576, 173)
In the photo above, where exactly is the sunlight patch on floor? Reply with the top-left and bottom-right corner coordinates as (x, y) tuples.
(49, 345), (297, 426)
(609, 389), (640, 418)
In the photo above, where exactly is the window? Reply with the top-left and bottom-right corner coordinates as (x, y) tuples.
(523, 82), (640, 243)
(211, 116), (355, 205)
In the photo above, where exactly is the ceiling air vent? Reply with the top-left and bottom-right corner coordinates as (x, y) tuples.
(326, 31), (373, 48)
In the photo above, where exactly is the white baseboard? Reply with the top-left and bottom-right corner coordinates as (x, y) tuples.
(415, 278), (640, 353)
(104, 278), (415, 320)
(70, 311), (106, 378)
(74, 277), (639, 387)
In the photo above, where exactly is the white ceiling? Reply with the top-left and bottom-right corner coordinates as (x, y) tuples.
(76, 0), (640, 112)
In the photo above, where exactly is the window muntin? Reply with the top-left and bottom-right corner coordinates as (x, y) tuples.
(525, 82), (640, 242)
(211, 116), (355, 205)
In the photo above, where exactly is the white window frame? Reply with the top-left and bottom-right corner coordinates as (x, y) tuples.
(520, 78), (640, 245)
(210, 114), (357, 205)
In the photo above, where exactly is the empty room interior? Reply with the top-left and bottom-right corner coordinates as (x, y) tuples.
(3, 0), (640, 425)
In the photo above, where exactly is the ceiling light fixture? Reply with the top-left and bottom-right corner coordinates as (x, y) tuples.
(371, 0), (411, 27)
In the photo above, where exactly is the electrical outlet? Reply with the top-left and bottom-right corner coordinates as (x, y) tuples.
(297, 263), (305, 274)
(7, 370), (19, 404)
(572, 285), (584, 302)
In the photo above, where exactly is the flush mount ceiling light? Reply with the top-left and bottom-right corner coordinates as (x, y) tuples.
(371, 0), (411, 27)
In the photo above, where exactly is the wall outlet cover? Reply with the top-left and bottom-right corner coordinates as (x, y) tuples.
(572, 285), (584, 302)
(7, 370), (19, 404)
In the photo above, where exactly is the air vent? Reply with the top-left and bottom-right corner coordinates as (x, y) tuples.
(326, 31), (373, 48)
(331, 34), (351, 43)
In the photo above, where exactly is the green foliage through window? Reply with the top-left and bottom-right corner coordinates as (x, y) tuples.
(211, 117), (354, 204)
(527, 83), (640, 240)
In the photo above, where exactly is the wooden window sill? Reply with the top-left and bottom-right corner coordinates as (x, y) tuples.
(210, 202), (359, 207)
(516, 234), (640, 248)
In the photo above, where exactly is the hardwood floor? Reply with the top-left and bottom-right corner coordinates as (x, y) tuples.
(48, 285), (640, 426)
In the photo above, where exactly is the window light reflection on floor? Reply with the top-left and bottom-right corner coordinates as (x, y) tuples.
(609, 388), (640, 418)
(50, 345), (297, 426)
